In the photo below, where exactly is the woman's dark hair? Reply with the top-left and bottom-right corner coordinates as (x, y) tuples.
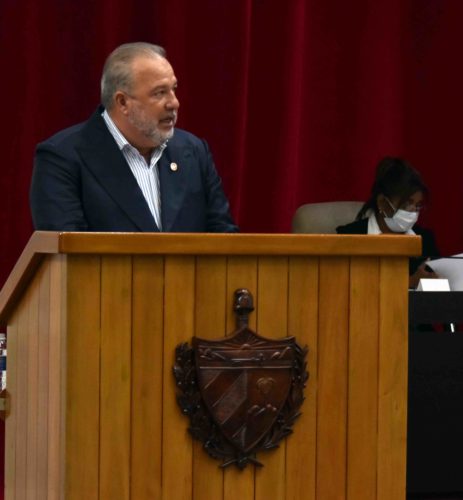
(357, 157), (428, 219)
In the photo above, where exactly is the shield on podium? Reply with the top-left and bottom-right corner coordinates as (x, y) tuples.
(173, 289), (308, 469)
(194, 329), (296, 453)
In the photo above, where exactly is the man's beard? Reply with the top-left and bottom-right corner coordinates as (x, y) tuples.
(128, 107), (176, 145)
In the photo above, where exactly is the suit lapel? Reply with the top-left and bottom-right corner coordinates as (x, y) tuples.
(76, 109), (159, 232)
(159, 141), (193, 232)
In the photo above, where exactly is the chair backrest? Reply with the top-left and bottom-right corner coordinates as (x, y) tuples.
(292, 201), (364, 234)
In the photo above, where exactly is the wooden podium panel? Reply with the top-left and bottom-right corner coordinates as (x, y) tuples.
(0, 232), (419, 500)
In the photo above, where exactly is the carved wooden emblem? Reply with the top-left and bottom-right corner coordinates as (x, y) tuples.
(173, 289), (308, 469)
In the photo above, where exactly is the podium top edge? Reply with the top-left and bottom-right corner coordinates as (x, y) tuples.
(0, 231), (421, 322)
(30, 231), (421, 257)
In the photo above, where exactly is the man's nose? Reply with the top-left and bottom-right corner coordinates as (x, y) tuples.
(166, 91), (180, 110)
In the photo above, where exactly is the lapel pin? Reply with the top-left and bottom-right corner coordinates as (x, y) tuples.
(170, 162), (178, 172)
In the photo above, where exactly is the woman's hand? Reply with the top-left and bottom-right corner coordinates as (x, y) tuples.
(409, 261), (439, 289)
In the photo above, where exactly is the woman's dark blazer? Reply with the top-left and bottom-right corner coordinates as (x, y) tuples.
(336, 218), (439, 275)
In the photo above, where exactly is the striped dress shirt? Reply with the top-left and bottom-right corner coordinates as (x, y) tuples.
(102, 110), (166, 230)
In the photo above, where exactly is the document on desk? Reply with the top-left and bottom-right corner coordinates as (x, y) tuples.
(426, 253), (463, 290)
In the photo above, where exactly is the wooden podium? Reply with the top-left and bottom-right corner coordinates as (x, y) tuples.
(0, 232), (420, 500)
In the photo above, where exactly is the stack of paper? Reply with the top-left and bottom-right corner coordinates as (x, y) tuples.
(426, 254), (463, 291)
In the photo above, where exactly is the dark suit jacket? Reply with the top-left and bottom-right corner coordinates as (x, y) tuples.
(30, 108), (238, 233)
(336, 218), (439, 275)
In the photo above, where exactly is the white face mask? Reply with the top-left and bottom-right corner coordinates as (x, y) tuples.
(383, 198), (419, 232)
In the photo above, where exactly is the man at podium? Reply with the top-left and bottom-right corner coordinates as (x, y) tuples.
(30, 42), (238, 233)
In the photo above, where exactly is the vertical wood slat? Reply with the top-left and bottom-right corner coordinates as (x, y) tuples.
(36, 263), (51, 500)
(47, 255), (66, 500)
(192, 257), (226, 500)
(223, 256), (258, 500)
(316, 257), (350, 500)
(25, 273), (40, 500)
(195, 257), (227, 334)
(65, 256), (101, 500)
(255, 257), (289, 500)
(377, 258), (408, 500)
(131, 256), (165, 500)
(286, 257), (319, 500)
(162, 256), (195, 500)
(15, 284), (30, 500)
(100, 256), (132, 500)
(347, 258), (380, 500)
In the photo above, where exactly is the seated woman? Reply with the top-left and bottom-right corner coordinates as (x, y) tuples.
(336, 156), (439, 289)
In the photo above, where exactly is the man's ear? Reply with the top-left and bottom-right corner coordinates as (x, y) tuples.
(114, 91), (128, 114)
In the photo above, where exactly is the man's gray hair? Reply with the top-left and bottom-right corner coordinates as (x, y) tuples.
(101, 42), (166, 110)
